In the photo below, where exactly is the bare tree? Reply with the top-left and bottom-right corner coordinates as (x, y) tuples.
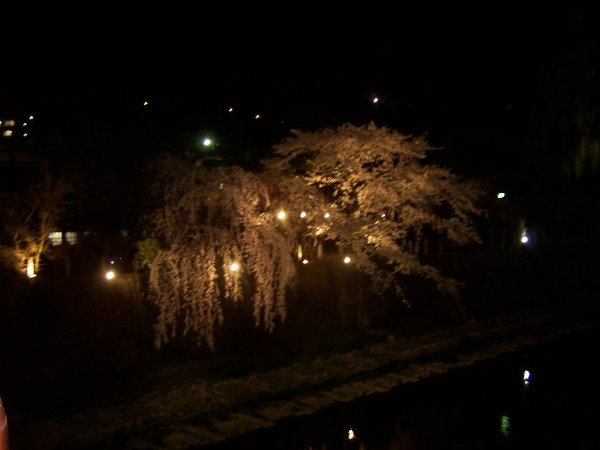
(261, 122), (484, 309)
(145, 155), (298, 351)
(0, 173), (72, 276)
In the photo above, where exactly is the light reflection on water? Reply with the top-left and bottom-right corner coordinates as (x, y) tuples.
(202, 328), (600, 450)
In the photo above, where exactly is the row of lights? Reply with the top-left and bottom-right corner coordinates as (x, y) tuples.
(202, 208), (354, 276)
(0, 115), (34, 138)
(143, 101), (264, 121)
(225, 254), (352, 272)
(276, 209), (352, 266)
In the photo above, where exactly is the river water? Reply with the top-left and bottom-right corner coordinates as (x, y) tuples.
(202, 326), (600, 449)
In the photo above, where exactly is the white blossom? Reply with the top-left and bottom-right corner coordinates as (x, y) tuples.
(261, 122), (483, 306)
(146, 155), (298, 351)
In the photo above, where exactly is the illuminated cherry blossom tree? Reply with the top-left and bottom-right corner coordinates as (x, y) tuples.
(145, 123), (483, 350)
(145, 154), (298, 351)
(261, 122), (484, 308)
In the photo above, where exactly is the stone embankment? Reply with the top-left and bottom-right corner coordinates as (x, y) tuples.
(11, 303), (600, 450)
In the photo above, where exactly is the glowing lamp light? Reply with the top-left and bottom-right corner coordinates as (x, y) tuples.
(300, 211), (307, 218)
(302, 259), (308, 264)
(26, 257), (36, 278)
(343, 256), (351, 264)
(521, 234), (529, 244)
(143, 101), (149, 106)
(203, 138), (213, 147)
(347, 428), (356, 440)
(277, 210), (287, 220)
(372, 97), (379, 103)
(324, 212), (330, 219)
(523, 369), (530, 384)
(230, 263), (239, 272)
(105, 270), (115, 280)
(497, 192), (506, 199)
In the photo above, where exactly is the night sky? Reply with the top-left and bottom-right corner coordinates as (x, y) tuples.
(2, 2), (599, 168)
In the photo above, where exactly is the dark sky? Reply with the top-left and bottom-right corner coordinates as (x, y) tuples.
(2, 2), (598, 159)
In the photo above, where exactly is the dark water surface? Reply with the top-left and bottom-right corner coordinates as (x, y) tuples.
(201, 326), (600, 449)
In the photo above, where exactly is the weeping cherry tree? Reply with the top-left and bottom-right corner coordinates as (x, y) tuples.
(145, 154), (298, 351)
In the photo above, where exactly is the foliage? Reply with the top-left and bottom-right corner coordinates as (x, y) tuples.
(529, 35), (600, 185)
(261, 122), (484, 307)
(144, 154), (298, 351)
(0, 173), (73, 275)
(135, 237), (161, 271)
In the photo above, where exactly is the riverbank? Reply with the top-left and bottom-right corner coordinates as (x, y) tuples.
(9, 301), (600, 449)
